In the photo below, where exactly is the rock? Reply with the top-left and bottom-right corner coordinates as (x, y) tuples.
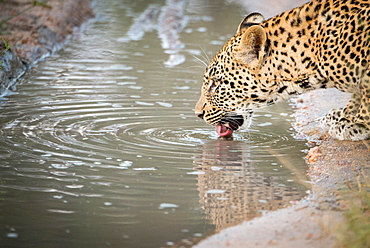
(0, 43), (26, 93)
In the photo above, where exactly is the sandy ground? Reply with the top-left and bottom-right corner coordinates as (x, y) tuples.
(194, 202), (342, 248)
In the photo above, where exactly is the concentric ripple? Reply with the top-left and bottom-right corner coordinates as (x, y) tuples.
(1, 99), (206, 167)
(1, 86), (301, 169)
(1, 92), (298, 169)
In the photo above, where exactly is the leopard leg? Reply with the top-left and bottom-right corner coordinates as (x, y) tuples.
(320, 94), (360, 131)
(354, 77), (370, 130)
(321, 108), (344, 131)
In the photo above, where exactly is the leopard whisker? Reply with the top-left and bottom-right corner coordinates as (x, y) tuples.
(198, 45), (211, 64)
(192, 54), (208, 67)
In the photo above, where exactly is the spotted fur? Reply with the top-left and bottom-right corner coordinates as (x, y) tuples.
(195, 0), (370, 141)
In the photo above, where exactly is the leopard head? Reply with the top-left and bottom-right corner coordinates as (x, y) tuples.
(195, 13), (270, 136)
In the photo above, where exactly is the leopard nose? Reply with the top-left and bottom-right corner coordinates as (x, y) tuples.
(196, 111), (204, 119)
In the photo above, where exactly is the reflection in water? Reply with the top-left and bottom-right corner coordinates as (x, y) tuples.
(194, 138), (308, 231)
(124, 0), (191, 67)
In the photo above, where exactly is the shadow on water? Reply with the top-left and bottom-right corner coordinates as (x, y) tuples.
(0, 0), (309, 247)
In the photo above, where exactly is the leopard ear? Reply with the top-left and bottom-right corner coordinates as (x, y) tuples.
(234, 25), (267, 66)
(237, 12), (265, 33)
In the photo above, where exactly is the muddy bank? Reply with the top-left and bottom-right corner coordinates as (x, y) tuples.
(0, 0), (94, 95)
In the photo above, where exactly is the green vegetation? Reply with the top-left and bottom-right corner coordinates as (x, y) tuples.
(0, 38), (11, 70)
(338, 171), (370, 248)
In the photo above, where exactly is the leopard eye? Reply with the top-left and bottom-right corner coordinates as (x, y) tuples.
(207, 79), (219, 93)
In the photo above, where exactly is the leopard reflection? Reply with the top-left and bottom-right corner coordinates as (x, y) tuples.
(193, 138), (307, 231)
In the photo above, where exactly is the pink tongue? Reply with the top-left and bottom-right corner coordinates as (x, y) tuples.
(216, 125), (233, 137)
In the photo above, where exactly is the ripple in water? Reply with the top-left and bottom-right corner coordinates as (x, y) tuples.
(1, 95), (298, 167)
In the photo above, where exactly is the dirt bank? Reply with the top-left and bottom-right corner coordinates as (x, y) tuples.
(0, 0), (94, 95)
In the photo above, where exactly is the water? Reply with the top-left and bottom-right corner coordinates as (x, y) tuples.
(0, 0), (309, 247)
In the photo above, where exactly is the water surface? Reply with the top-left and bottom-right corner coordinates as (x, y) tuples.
(0, 1), (309, 247)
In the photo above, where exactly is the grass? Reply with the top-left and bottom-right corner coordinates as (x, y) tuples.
(337, 171), (370, 248)
(0, 37), (11, 70)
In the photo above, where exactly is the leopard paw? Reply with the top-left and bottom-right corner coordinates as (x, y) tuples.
(320, 109), (343, 130)
(324, 118), (370, 141)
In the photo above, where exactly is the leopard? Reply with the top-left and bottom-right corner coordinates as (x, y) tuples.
(194, 0), (370, 141)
